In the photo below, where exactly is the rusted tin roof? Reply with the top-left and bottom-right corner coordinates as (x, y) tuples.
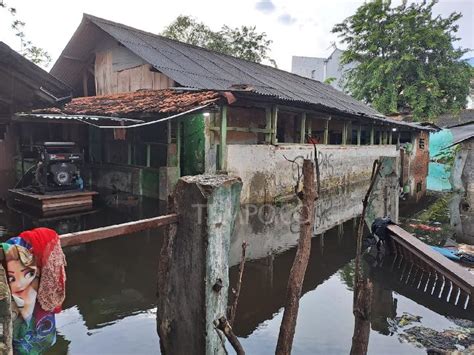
(32, 89), (221, 117)
(51, 14), (384, 120)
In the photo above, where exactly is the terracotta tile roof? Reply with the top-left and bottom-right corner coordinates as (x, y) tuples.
(34, 89), (221, 117)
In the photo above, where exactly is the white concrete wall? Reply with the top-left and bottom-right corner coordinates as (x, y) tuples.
(226, 144), (398, 204)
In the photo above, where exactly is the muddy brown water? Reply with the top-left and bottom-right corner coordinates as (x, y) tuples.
(0, 191), (472, 354)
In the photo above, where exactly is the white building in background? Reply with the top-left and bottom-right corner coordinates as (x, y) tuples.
(291, 47), (357, 91)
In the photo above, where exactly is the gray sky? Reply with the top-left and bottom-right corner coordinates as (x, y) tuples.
(1, 0), (472, 71)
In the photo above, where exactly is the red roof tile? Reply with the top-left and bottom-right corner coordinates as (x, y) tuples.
(34, 89), (221, 117)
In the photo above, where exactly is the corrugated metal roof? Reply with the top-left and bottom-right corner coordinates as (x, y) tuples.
(0, 41), (72, 113)
(449, 123), (474, 146)
(51, 14), (384, 121)
(436, 109), (474, 128)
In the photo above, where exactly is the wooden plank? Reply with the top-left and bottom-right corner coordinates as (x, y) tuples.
(160, 73), (168, 89)
(300, 112), (306, 143)
(271, 105), (278, 145)
(9, 189), (97, 201)
(209, 126), (271, 133)
(141, 65), (154, 89)
(265, 107), (272, 143)
(219, 105), (228, 171)
(117, 70), (131, 93)
(129, 66), (142, 92)
(388, 225), (474, 295)
(60, 213), (178, 247)
(42, 200), (92, 211)
(342, 121), (348, 145)
(323, 119), (329, 144)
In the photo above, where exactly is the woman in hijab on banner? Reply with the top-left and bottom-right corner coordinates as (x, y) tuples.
(1, 227), (66, 354)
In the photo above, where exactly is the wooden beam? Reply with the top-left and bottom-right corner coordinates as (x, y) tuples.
(167, 121), (172, 144)
(342, 121), (348, 145)
(265, 107), (272, 143)
(146, 144), (151, 167)
(219, 105), (228, 171)
(323, 119), (329, 144)
(176, 118), (181, 173)
(306, 115), (312, 137)
(370, 125), (375, 145)
(82, 71), (88, 97)
(389, 131), (393, 145)
(300, 112), (306, 143)
(60, 214), (178, 248)
(357, 125), (361, 146)
(271, 105), (279, 145)
(387, 225), (474, 296)
(209, 127), (271, 133)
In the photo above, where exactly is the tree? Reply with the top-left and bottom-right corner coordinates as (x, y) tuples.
(161, 15), (273, 64)
(332, 0), (472, 121)
(1, 1), (52, 67)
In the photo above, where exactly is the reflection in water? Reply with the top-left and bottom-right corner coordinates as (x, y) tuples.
(0, 195), (164, 238)
(0, 188), (472, 354)
(230, 220), (357, 337)
(49, 230), (163, 354)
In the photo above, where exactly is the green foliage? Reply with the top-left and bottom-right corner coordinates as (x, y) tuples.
(161, 15), (273, 64)
(338, 260), (355, 291)
(324, 77), (337, 85)
(332, 0), (472, 121)
(1, 1), (51, 67)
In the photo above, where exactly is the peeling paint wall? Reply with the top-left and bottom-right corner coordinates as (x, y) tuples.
(226, 144), (398, 204)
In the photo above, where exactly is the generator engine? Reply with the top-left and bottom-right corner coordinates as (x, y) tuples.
(33, 142), (84, 194)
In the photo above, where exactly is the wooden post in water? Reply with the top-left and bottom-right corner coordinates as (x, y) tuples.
(276, 159), (317, 355)
(157, 175), (242, 355)
(351, 156), (399, 355)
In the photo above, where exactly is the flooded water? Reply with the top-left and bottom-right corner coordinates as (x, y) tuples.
(0, 188), (472, 354)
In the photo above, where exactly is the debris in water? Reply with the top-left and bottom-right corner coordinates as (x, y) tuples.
(388, 312), (422, 331)
(399, 326), (474, 353)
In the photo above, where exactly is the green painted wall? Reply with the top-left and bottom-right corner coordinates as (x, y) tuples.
(181, 114), (206, 176)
